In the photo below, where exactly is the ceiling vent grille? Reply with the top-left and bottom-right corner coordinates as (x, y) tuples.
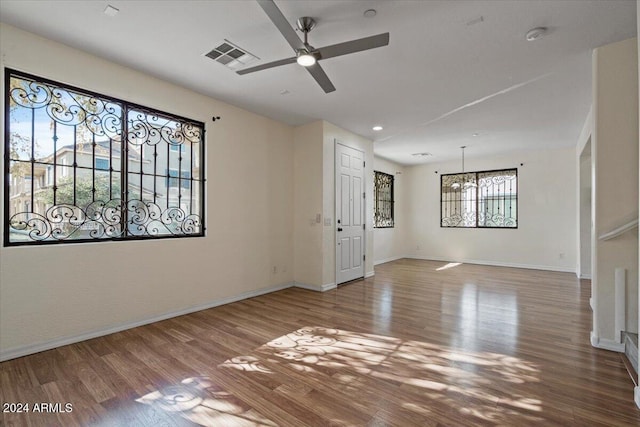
(205, 40), (259, 71)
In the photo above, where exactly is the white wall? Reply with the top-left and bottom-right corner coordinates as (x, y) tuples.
(404, 147), (577, 272)
(579, 140), (592, 279)
(592, 37), (639, 342)
(293, 121), (324, 286)
(637, 2), (640, 402)
(373, 156), (406, 265)
(322, 121), (374, 284)
(0, 24), (294, 359)
(576, 107), (594, 281)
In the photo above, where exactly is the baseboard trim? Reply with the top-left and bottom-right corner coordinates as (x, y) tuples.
(294, 282), (336, 292)
(590, 331), (625, 353)
(408, 255), (576, 273)
(0, 282), (293, 362)
(634, 386), (640, 409)
(374, 256), (404, 266)
(365, 270), (375, 278)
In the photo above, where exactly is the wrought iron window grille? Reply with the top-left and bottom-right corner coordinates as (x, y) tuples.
(4, 69), (209, 246)
(440, 168), (517, 228)
(374, 171), (394, 228)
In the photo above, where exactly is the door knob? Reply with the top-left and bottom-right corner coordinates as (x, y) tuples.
(337, 227), (343, 232)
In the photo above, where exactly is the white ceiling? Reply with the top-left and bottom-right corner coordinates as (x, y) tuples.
(0, 1), (636, 165)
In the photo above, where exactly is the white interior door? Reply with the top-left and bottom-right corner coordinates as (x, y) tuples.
(335, 142), (365, 284)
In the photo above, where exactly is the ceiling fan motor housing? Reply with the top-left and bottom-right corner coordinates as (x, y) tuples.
(296, 17), (316, 33)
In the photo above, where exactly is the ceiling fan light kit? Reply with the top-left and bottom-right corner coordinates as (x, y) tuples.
(237, 0), (390, 93)
(296, 50), (316, 66)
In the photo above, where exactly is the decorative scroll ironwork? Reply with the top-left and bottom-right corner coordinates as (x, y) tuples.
(477, 170), (517, 228)
(4, 69), (207, 245)
(9, 77), (123, 141)
(374, 171), (394, 228)
(127, 108), (202, 148)
(441, 169), (517, 228)
(8, 199), (200, 242)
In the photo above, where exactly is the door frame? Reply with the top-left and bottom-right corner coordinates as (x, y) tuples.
(334, 139), (366, 285)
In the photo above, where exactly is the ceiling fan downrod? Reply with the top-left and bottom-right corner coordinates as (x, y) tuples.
(296, 16), (316, 46)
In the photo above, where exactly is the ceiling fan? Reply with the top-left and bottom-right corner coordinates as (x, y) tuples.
(237, 0), (390, 93)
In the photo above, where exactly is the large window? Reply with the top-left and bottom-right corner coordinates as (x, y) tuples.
(374, 171), (394, 228)
(441, 169), (517, 228)
(4, 69), (206, 245)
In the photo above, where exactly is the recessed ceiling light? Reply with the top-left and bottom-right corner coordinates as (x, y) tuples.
(364, 9), (377, 18)
(280, 89), (290, 95)
(472, 133), (479, 137)
(103, 5), (119, 17)
(372, 125), (383, 131)
(525, 27), (547, 41)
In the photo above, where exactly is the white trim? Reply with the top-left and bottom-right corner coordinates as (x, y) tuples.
(580, 274), (592, 279)
(408, 255), (575, 273)
(599, 218), (638, 241)
(591, 331), (599, 347)
(294, 281), (337, 292)
(590, 297), (594, 311)
(635, 386), (640, 409)
(614, 268), (626, 345)
(590, 331), (625, 353)
(374, 255), (405, 266)
(365, 270), (375, 278)
(0, 282), (292, 362)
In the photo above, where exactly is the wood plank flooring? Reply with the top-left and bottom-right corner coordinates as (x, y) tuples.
(2, 259), (639, 426)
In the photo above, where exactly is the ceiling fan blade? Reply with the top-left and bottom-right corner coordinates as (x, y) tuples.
(306, 63), (336, 93)
(236, 56), (297, 75)
(317, 33), (390, 60)
(257, 0), (305, 51)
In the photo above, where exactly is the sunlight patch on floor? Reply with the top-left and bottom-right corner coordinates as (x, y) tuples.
(219, 356), (273, 373)
(141, 326), (544, 425)
(232, 326), (543, 423)
(436, 262), (462, 271)
(135, 376), (277, 426)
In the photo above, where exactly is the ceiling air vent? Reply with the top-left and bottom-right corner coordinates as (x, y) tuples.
(205, 40), (259, 71)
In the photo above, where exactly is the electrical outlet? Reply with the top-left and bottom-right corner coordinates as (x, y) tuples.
(316, 213), (322, 223)
(416, 245), (421, 251)
(272, 266), (277, 274)
(559, 252), (565, 260)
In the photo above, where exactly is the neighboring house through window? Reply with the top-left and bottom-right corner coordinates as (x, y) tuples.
(166, 169), (191, 189)
(95, 157), (109, 170)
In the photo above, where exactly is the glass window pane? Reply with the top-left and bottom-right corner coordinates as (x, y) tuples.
(5, 70), (204, 245)
(441, 169), (517, 229)
(374, 171), (394, 228)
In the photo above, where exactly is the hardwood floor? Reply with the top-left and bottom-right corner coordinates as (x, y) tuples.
(2, 259), (639, 426)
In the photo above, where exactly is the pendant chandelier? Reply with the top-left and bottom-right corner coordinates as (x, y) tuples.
(450, 146), (477, 190)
